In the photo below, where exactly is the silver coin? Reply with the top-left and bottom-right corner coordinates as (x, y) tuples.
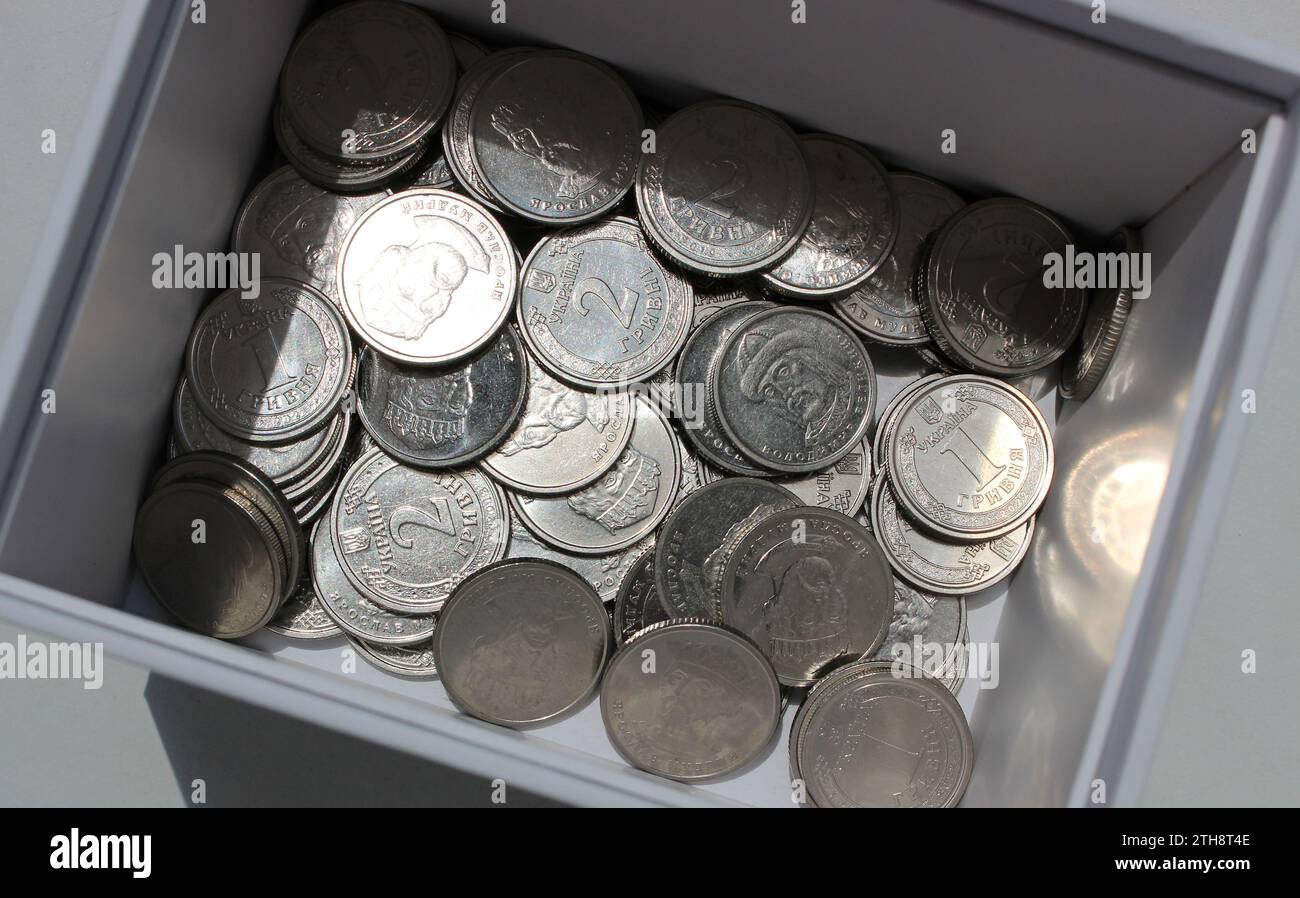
(691, 281), (762, 327)
(762, 135), (898, 299)
(280, 1), (456, 162)
(292, 464), (343, 527)
(479, 361), (633, 494)
(331, 448), (508, 613)
(509, 397), (680, 555)
(601, 620), (781, 781)
(233, 166), (387, 305)
(134, 480), (286, 639)
(714, 306), (875, 473)
(778, 437), (872, 515)
(654, 477), (799, 620)
(918, 197), (1086, 376)
(886, 374), (1053, 541)
(674, 299), (776, 477)
(448, 31), (489, 71)
(355, 326), (527, 468)
(518, 217), (693, 388)
(266, 561), (342, 639)
(1060, 226), (1141, 401)
(636, 99), (813, 277)
(310, 516), (436, 645)
(832, 172), (964, 345)
(185, 279), (352, 443)
(506, 515), (650, 605)
(280, 404), (351, 502)
(274, 102), (423, 193)
(868, 582), (967, 685)
(434, 559), (610, 727)
(791, 660), (973, 807)
(394, 148), (457, 190)
(442, 50), (529, 210)
(870, 472), (1032, 595)
(468, 50), (641, 224)
(337, 189), (516, 365)
(720, 506), (893, 686)
(872, 373), (945, 472)
(351, 636), (439, 679)
(612, 542), (666, 643)
(914, 342), (961, 373)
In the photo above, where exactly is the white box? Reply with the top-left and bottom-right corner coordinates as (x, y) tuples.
(3, 0), (1300, 806)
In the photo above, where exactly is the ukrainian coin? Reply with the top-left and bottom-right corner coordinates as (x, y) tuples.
(870, 473), (1032, 595)
(778, 437), (871, 515)
(337, 189), (516, 365)
(886, 374), (1053, 541)
(330, 448), (508, 613)
(266, 562), (342, 639)
(636, 99), (814, 276)
(612, 542), (666, 643)
(674, 439), (721, 505)
(351, 636), (439, 679)
(945, 625), (970, 695)
(601, 620), (781, 781)
(480, 362), (632, 494)
(509, 398), (680, 555)
(721, 506), (893, 686)
(134, 480), (286, 639)
(274, 103), (423, 193)
(448, 31), (489, 71)
(469, 50), (641, 224)
(435, 559), (610, 727)
(791, 661), (973, 807)
(233, 166), (388, 304)
(762, 135), (897, 299)
(186, 279), (352, 443)
(714, 306), (875, 473)
(394, 148), (457, 190)
(280, 1), (456, 162)
(355, 326), (527, 468)
(517, 217), (693, 387)
(918, 197), (1086, 375)
(691, 281), (761, 327)
(914, 342), (960, 373)
(281, 405), (351, 502)
(443, 50), (529, 209)
(872, 373), (945, 472)
(832, 172), (964, 345)
(654, 477), (799, 620)
(292, 466), (343, 527)
(674, 300), (776, 477)
(311, 517), (436, 645)
(868, 582), (966, 686)
(1060, 226), (1141, 401)
(505, 516), (647, 605)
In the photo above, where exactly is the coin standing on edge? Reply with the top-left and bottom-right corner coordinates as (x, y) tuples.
(435, 559), (610, 727)
(601, 620), (781, 781)
(612, 542), (667, 643)
(1060, 226), (1141, 401)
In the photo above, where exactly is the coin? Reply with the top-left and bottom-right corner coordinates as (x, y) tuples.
(330, 448), (508, 613)
(673, 299), (776, 476)
(918, 197), (1086, 375)
(720, 506), (893, 686)
(443, 50), (529, 209)
(886, 374), (1053, 541)
(479, 362), (633, 494)
(468, 50), (641, 224)
(654, 477), (799, 620)
(714, 306), (875, 473)
(310, 517), (437, 645)
(355, 326), (527, 468)
(274, 103), (423, 193)
(601, 620), (780, 780)
(134, 480), (286, 639)
(868, 583), (966, 686)
(612, 542), (666, 643)
(394, 148), (457, 190)
(351, 636), (439, 679)
(448, 31), (489, 71)
(691, 281), (761, 327)
(506, 515), (649, 605)
(762, 134), (898, 298)
(337, 189), (516, 365)
(832, 172), (964, 345)
(778, 437), (871, 515)
(509, 397), (680, 555)
(266, 562), (342, 639)
(280, 0), (456, 162)
(636, 98), (814, 276)
(517, 217), (693, 387)
(790, 660), (973, 807)
(233, 166), (388, 304)
(870, 473), (1032, 595)
(1059, 226), (1141, 401)
(434, 559), (610, 727)
(280, 406), (351, 502)
(872, 373), (945, 472)
(185, 278), (352, 443)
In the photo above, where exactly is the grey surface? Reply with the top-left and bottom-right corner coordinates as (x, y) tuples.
(0, 0), (1297, 807)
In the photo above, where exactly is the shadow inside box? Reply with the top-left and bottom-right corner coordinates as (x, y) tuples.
(141, 672), (564, 807)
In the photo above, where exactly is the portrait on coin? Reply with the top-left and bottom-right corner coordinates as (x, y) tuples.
(497, 367), (611, 456)
(638, 663), (763, 760)
(734, 326), (854, 447)
(489, 100), (607, 199)
(381, 365), (473, 450)
(256, 177), (356, 291)
(567, 447), (661, 533)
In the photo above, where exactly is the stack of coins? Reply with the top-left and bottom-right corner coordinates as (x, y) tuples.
(132, 0), (1134, 806)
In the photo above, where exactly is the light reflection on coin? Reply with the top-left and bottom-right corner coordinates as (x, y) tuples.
(1059, 226), (1141, 402)
(274, 103), (423, 193)
(778, 437), (871, 515)
(867, 582), (966, 686)
(351, 636), (439, 679)
(612, 542), (666, 643)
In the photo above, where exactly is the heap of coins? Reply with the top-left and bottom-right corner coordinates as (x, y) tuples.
(132, 1), (1134, 807)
